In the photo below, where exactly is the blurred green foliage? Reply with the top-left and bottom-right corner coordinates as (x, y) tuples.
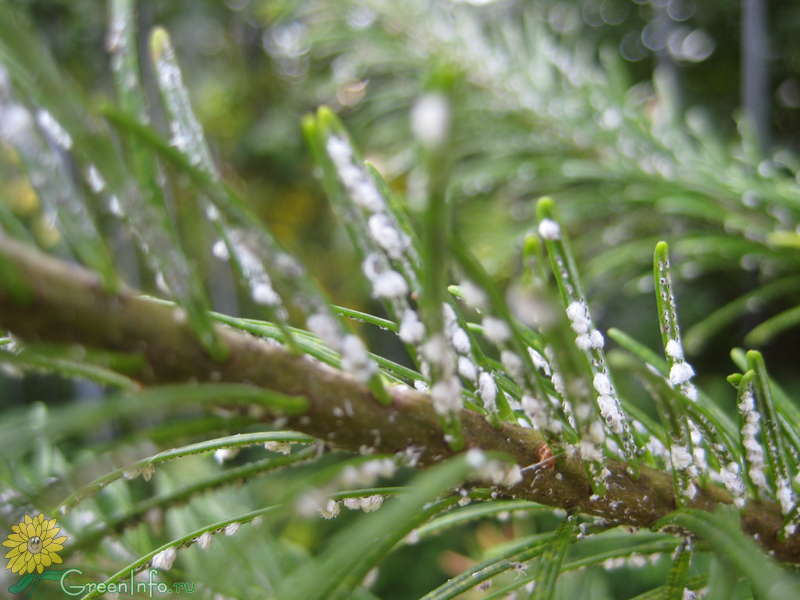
(3, 1), (800, 598)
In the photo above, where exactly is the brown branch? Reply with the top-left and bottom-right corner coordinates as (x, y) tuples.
(0, 236), (797, 562)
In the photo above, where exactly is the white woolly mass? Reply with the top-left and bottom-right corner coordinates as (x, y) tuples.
(465, 448), (486, 468)
(224, 522), (240, 536)
(670, 445), (693, 470)
(0, 104), (32, 145)
(588, 421), (605, 444)
(500, 350), (523, 380)
(504, 464), (523, 486)
(252, 281), (281, 306)
(431, 376), (462, 414)
(363, 567), (379, 589)
(36, 109), (72, 149)
(224, 229), (286, 312)
(688, 423), (708, 473)
(575, 403), (593, 422)
(537, 218), (561, 240)
(86, 165), (106, 193)
(551, 372), (566, 396)
(566, 301), (591, 334)
(458, 356), (478, 382)
(520, 394), (538, 415)
(421, 333), (447, 365)
(410, 93), (449, 148)
(665, 339), (684, 360)
(692, 444), (707, 475)
(464, 448), (486, 469)
(294, 490), (327, 517)
(482, 316), (511, 344)
(326, 133), (352, 163)
(548, 418), (563, 434)
(359, 458), (397, 481)
(742, 406), (766, 484)
(580, 439), (603, 462)
(749, 463), (768, 491)
(206, 204), (220, 221)
(155, 272), (169, 294)
(108, 195), (123, 217)
(575, 334), (592, 350)
(212, 239), (230, 261)
(339, 465), (362, 487)
(627, 555), (648, 569)
(478, 371), (497, 410)
(570, 317), (590, 335)
(459, 280), (488, 310)
(647, 435), (667, 459)
(195, 532), (213, 550)
(361, 252), (383, 280)
(359, 495), (384, 512)
(523, 396), (548, 429)
(778, 479), (796, 515)
(404, 530), (420, 545)
(452, 327), (471, 354)
(592, 373), (613, 396)
(442, 302), (457, 327)
(589, 329), (605, 349)
(399, 308), (425, 344)
(740, 386), (756, 413)
(307, 312), (340, 347)
(320, 499), (341, 519)
(214, 447), (239, 464)
(142, 463), (156, 481)
(341, 334), (375, 382)
(326, 135), (384, 212)
(684, 483), (699, 503)
(264, 441), (293, 455)
(566, 300), (589, 322)
(343, 497), (361, 510)
(669, 361), (695, 386)
(368, 213), (408, 259)
(152, 547), (177, 571)
(476, 460), (523, 487)
(719, 461), (745, 502)
(528, 348), (551, 375)
(371, 269), (408, 298)
(597, 394), (624, 434)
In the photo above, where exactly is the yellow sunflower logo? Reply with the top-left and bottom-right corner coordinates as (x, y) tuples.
(3, 513), (66, 575)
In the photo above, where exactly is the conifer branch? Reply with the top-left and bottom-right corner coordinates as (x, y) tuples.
(0, 236), (798, 563)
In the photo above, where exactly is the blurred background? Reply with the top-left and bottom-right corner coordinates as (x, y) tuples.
(5, 0), (798, 405)
(2, 1), (800, 597)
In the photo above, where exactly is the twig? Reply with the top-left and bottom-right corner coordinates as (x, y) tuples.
(0, 237), (797, 562)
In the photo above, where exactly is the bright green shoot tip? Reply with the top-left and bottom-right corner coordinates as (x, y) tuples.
(149, 26), (169, 61)
(535, 196), (555, 220)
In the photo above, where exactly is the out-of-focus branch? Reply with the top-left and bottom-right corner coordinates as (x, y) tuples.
(0, 236), (797, 562)
(742, 0), (771, 154)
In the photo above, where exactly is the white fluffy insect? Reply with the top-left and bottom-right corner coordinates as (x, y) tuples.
(399, 309), (425, 344)
(151, 547), (177, 571)
(537, 218), (561, 240)
(410, 93), (449, 148)
(669, 361), (695, 386)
